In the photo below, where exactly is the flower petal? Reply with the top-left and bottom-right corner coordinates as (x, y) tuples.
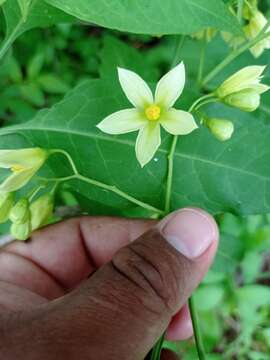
(252, 83), (270, 94)
(0, 148), (47, 169)
(218, 65), (266, 97)
(97, 109), (147, 134)
(118, 68), (153, 109)
(155, 62), (185, 108)
(0, 169), (36, 192)
(135, 123), (161, 167)
(160, 109), (198, 135)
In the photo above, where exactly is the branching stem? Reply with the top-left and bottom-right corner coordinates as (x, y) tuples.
(46, 150), (164, 216)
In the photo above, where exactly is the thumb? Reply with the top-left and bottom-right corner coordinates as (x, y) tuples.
(7, 208), (218, 360)
(55, 208), (218, 359)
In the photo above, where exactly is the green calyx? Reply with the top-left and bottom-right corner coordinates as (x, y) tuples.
(30, 193), (54, 231)
(11, 221), (31, 241)
(9, 198), (31, 224)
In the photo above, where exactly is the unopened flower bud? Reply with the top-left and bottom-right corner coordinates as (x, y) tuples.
(206, 118), (234, 142)
(11, 221), (31, 241)
(9, 198), (30, 224)
(215, 66), (269, 112)
(0, 192), (14, 223)
(224, 90), (260, 112)
(30, 194), (54, 231)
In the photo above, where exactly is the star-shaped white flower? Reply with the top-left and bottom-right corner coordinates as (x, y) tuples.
(97, 62), (198, 167)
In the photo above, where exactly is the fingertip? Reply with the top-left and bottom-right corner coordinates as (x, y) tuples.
(166, 304), (193, 341)
(158, 207), (219, 259)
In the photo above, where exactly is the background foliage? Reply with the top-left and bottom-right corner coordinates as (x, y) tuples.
(0, 0), (269, 358)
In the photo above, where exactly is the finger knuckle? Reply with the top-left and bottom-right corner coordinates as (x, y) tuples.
(111, 239), (180, 315)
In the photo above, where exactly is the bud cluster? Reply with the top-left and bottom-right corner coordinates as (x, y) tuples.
(0, 193), (54, 241)
(0, 148), (55, 241)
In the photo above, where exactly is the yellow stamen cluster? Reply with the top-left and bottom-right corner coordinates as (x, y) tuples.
(145, 105), (161, 121)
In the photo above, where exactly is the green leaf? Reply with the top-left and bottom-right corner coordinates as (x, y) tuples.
(45, 0), (241, 35)
(194, 285), (224, 311)
(0, 0), (74, 60)
(27, 51), (45, 79)
(37, 74), (70, 94)
(1, 79), (270, 216)
(20, 83), (45, 107)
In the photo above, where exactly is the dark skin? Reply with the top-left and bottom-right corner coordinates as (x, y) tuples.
(0, 209), (218, 359)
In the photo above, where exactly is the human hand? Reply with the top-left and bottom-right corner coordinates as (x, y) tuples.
(0, 208), (218, 360)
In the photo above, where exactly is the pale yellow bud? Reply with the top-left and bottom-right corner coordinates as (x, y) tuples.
(206, 118), (234, 142)
(0, 192), (14, 223)
(11, 221), (31, 241)
(30, 194), (54, 231)
(9, 198), (30, 224)
(224, 90), (260, 112)
(216, 66), (269, 112)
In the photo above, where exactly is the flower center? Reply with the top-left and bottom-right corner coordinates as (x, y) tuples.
(145, 105), (161, 121)
(11, 165), (25, 173)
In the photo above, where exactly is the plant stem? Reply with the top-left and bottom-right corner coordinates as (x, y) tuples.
(197, 32), (206, 85)
(164, 94), (214, 214)
(163, 95), (212, 360)
(189, 94), (215, 113)
(164, 135), (178, 214)
(189, 297), (206, 360)
(149, 34), (187, 360)
(49, 149), (79, 175)
(46, 150), (165, 215)
(75, 174), (164, 215)
(150, 333), (165, 360)
(202, 29), (270, 86)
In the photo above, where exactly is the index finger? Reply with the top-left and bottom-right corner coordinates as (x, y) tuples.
(0, 216), (155, 298)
